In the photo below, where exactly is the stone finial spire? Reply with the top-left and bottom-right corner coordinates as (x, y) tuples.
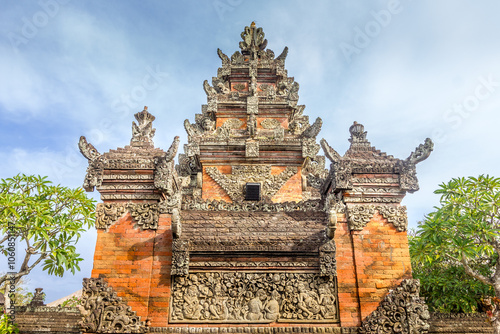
(239, 22), (268, 57)
(348, 121), (371, 149)
(131, 106), (156, 146)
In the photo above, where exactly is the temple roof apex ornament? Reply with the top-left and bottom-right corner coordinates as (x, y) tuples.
(131, 106), (156, 145)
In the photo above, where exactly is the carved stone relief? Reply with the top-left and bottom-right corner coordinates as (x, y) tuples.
(245, 140), (259, 158)
(95, 203), (162, 230)
(205, 165), (298, 202)
(80, 277), (145, 333)
(128, 203), (159, 230)
(95, 203), (127, 229)
(359, 279), (430, 334)
(170, 273), (339, 323)
(302, 139), (320, 159)
(260, 118), (281, 129)
(181, 198), (323, 212)
(171, 239), (189, 276)
(346, 204), (408, 232)
(319, 240), (337, 277)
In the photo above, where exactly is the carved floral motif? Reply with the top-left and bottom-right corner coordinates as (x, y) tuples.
(346, 204), (408, 232)
(171, 239), (189, 276)
(170, 273), (338, 323)
(80, 278), (145, 333)
(95, 203), (127, 229)
(128, 203), (159, 230)
(205, 165), (298, 202)
(359, 279), (430, 334)
(181, 198), (323, 212)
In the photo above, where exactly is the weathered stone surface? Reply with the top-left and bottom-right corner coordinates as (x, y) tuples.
(170, 272), (339, 323)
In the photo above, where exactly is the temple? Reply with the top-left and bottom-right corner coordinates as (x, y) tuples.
(78, 23), (433, 333)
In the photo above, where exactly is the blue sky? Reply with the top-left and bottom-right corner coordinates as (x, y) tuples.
(1, 0), (500, 302)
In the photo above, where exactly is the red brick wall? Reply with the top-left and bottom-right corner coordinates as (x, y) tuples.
(350, 211), (412, 322)
(91, 212), (173, 326)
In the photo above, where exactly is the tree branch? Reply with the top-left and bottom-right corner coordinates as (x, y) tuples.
(461, 253), (493, 286)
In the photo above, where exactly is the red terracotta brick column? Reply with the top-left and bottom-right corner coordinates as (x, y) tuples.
(351, 212), (412, 321)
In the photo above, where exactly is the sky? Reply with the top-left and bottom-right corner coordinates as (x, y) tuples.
(1, 0), (500, 303)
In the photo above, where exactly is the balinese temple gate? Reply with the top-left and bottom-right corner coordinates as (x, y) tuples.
(78, 23), (433, 334)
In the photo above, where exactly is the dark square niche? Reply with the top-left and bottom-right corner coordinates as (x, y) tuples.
(245, 183), (261, 201)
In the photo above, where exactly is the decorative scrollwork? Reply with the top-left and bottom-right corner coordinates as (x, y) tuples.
(95, 203), (127, 229)
(346, 204), (408, 232)
(205, 165), (297, 202)
(80, 277), (145, 333)
(181, 198), (323, 212)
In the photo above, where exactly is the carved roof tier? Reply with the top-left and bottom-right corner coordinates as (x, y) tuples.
(179, 23), (324, 183)
(179, 210), (328, 253)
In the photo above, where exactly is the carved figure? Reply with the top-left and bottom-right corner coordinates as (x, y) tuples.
(265, 291), (280, 321)
(183, 285), (203, 320)
(131, 106), (156, 143)
(247, 289), (267, 321)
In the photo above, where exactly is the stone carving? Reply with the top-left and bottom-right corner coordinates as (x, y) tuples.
(79, 136), (105, 192)
(348, 121), (369, 147)
(239, 22), (267, 55)
(376, 205), (408, 232)
(346, 204), (408, 232)
(29, 288), (45, 307)
(260, 118), (281, 129)
(302, 139), (320, 159)
(245, 140), (259, 158)
(100, 194), (161, 201)
(171, 239), (189, 276)
(205, 165), (297, 202)
(80, 277), (145, 333)
(154, 136), (180, 197)
(217, 48), (230, 67)
(320, 138), (341, 163)
(131, 106), (156, 144)
(319, 240), (337, 277)
(203, 80), (218, 98)
(300, 117), (322, 139)
(191, 261), (313, 268)
(259, 84), (277, 100)
(359, 279), (430, 334)
(171, 207), (181, 238)
(233, 83), (246, 91)
(354, 177), (399, 184)
(399, 138), (434, 193)
(159, 192), (182, 214)
(247, 113), (257, 136)
(95, 203), (127, 229)
(181, 198), (323, 212)
(128, 203), (159, 230)
(170, 273), (338, 323)
(148, 326), (357, 334)
(215, 118), (243, 139)
(95, 203), (161, 230)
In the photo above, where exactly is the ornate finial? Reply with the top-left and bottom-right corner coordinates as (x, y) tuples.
(348, 121), (369, 146)
(239, 23), (268, 56)
(131, 106), (156, 145)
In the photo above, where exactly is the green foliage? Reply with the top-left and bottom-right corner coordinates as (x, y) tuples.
(0, 174), (96, 286)
(410, 175), (500, 313)
(59, 295), (81, 308)
(0, 314), (19, 334)
(0, 275), (35, 306)
(410, 234), (494, 312)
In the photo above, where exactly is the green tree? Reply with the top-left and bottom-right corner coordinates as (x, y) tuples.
(411, 175), (500, 331)
(0, 174), (95, 287)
